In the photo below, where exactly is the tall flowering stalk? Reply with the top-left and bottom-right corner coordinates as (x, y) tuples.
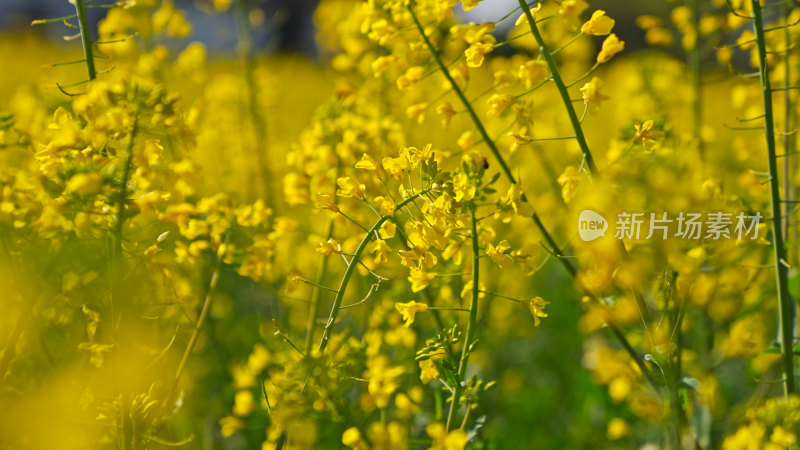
(751, 0), (796, 397)
(73, 0), (97, 81)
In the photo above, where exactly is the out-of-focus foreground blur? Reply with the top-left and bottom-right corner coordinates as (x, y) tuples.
(1, 0), (800, 449)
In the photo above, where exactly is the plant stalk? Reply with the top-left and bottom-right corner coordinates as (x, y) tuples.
(304, 221), (333, 355)
(317, 189), (431, 353)
(781, 1), (795, 247)
(689, 0), (703, 159)
(407, 3), (657, 390)
(110, 107), (139, 450)
(161, 235), (227, 415)
(73, 0), (97, 81)
(752, 0), (796, 397)
(446, 205), (480, 431)
(518, 0), (596, 173)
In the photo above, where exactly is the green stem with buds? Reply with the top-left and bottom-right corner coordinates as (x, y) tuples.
(408, 3), (657, 390)
(446, 204), (480, 432)
(317, 189), (431, 353)
(752, 0), (796, 397)
(518, 0), (596, 173)
(73, 0), (96, 81)
(689, 0), (703, 158)
(305, 222), (334, 355)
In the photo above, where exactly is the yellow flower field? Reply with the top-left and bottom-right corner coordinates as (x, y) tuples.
(1, 0), (799, 448)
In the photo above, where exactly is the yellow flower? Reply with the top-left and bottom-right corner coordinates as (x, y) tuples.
(581, 10), (615, 36)
(607, 418), (630, 440)
(355, 153), (379, 172)
(408, 268), (436, 292)
(735, 30), (756, 50)
(152, 0), (192, 38)
(515, 3), (542, 25)
(371, 55), (396, 77)
(579, 77), (609, 112)
(371, 239), (391, 264)
(395, 300), (429, 327)
(465, 42), (495, 68)
(557, 166), (580, 203)
(419, 359), (440, 384)
(316, 238), (341, 255)
(426, 422), (468, 450)
(219, 416), (245, 437)
(399, 245), (438, 269)
(232, 390), (255, 417)
(342, 427), (367, 450)
(436, 102), (456, 130)
(646, 28), (675, 47)
(364, 356), (404, 409)
(521, 297), (549, 326)
(461, 22), (495, 44)
(486, 93), (514, 117)
(372, 196), (396, 216)
(65, 172), (103, 195)
(559, 0), (589, 18)
(452, 172), (475, 202)
(771, 426), (797, 447)
(508, 131), (533, 153)
(336, 177), (366, 199)
(397, 66), (424, 90)
(633, 120), (664, 150)
(406, 103), (428, 124)
(314, 193), (339, 212)
(597, 34), (625, 63)
(722, 422), (767, 449)
(461, 0), (483, 11)
(505, 184), (534, 217)
(487, 240), (514, 268)
(457, 131), (476, 151)
(213, 0), (233, 11)
(517, 60), (549, 89)
(382, 155), (410, 177)
(379, 221), (397, 239)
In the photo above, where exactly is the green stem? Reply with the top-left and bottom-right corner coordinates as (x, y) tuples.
(0, 304), (32, 386)
(111, 107), (139, 450)
(551, 32), (584, 56)
(112, 112), (139, 267)
(409, 1), (655, 392)
(304, 221), (334, 355)
(407, 4), (567, 266)
(689, 0), (703, 159)
(392, 220), (458, 362)
(478, 290), (520, 302)
(407, 5), (514, 180)
(752, 0), (796, 397)
(73, 0), (96, 81)
(667, 271), (685, 447)
(781, 1), (795, 246)
(518, 1), (654, 326)
(565, 62), (599, 88)
(517, 0), (596, 173)
(234, 0), (270, 201)
(317, 189), (430, 353)
(446, 205), (480, 432)
(162, 234), (228, 413)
